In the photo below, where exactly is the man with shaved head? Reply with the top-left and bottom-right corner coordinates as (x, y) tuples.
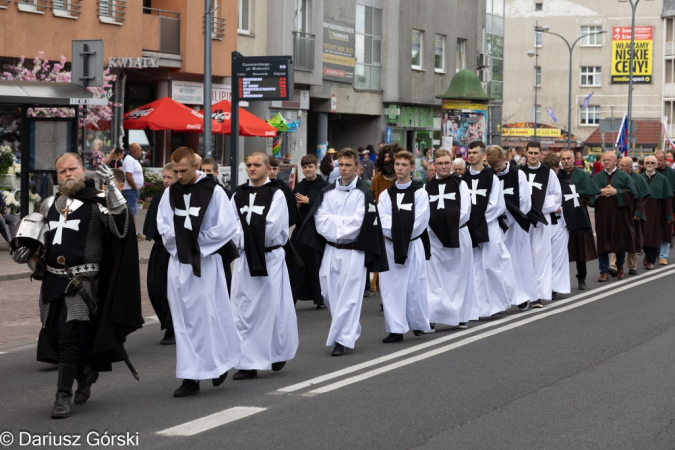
(591, 151), (638, 282)
(654, 150), (675, 264)
(560, 149), (599, 289)
(641, 155), (673, 268)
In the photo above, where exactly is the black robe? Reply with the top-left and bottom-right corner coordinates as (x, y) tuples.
(291, 176), (329, 303)
(143, 192), (173, 330)
(297, 178), (389, 273)
(556, 170), (593, 235)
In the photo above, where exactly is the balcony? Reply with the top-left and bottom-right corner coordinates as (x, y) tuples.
(667, 42), (675, 57)
(294, 31), (315, 71)
(204, 15), (226, 40)
(98, 0), (126, 23)
(142, 7), (180, 55)
(666, 83), (675, 98)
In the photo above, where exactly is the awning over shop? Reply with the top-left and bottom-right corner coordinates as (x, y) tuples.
(0, 80), (107, 106)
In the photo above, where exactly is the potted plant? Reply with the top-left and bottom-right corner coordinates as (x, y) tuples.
(139, 171), (164, 209)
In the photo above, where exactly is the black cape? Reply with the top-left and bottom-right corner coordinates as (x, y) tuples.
(387, 181), (430, 264)
(462, 167), (495, 247)
(425, 175), (463, 248)
(496, 166), (531, 232)
(556, 170), (593, 235)
(521, 164), (551, 225)
(297, 178), (389, 273)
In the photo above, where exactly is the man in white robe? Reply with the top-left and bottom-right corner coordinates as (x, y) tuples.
(378, 151), (431, 342)
(425, 149), (475, 329)
(544, 152), (571, 298)
(462, 141), (515, 317)
(297, 148), (388, 356)
(157, 147), (242, 397)
(521, 141), (562, 308)
(230, 152), (298, 380)
(487, 146), (538, 310)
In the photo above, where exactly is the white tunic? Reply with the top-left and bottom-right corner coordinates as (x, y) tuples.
(527, 164), (563, 300)
(426, 178), (476, 326)
(469, 169), (515, 317)
(378, 181), (431, 334)
(550, 211), (571, 294)
(157, 173), (242, 380)
(230, 179), (299, 370)
(498, 166), (539, 305)
(315, 177), (367, 349)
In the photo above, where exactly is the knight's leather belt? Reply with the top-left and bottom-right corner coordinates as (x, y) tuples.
(46, 263), (100, 276)
(326, 241), (359, 250)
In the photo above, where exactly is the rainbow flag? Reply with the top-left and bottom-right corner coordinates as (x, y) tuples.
(272, 134), (281, 158)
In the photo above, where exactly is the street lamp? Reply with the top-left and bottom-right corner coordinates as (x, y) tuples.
(626, 0), (641, 153)
(527, 49), (539, 141)
(536, 25), (607, 149)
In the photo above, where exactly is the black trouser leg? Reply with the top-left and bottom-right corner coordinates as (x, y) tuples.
(576, 261), (587, 282)
(57, 303), (81, 366)
(644, 246), (659, 265)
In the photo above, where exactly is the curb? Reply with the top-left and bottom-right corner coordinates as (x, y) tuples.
(0, 257), (150, 282)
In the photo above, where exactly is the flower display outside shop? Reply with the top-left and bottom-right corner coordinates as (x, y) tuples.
(0, 144), (16, 177)
(1, 190), (20, 215)
(139, 171), (164, 205)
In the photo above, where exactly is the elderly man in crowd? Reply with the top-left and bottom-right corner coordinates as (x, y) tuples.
(591, 151), (638, 281)
(453, 158), (466, 176)
(655, 150), (675, 264)
(641, 155), (673, 269)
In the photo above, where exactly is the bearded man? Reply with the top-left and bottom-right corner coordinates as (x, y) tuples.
(11, 153), (143, 419)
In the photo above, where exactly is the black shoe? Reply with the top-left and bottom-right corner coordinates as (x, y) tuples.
(160, 328), (176, 345)
(233, 370), (258, 380)
(458, 322), (469, 329)
(629, 269), (638, 275)
(51, 364), (78, 419)
(578, 280), (587, 290)
(271, 361), (286, 372)
(552, 292), (558, 301)
(173, 379), (200, 397)
(608, 268), (618, 277)
(73, 364), (98, 405)
(382, 333), (404, 343)
(331, 343), (347, 356)
(316, 304), (327, 310)
(380, 303), (383, 312)
(363, 289), (369, 297)
(517, 301), (530, 310)
(412, 330), (425, 336)
(212, 371), (228, 387)
(428, 323), (436, 333)
(531, 300), (544, 309)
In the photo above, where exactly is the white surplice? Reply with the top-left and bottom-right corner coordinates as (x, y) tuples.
(230, 179), (298, 370)
(378, 181), (431, 334)
(497, 166), (539, 305)
(550, 211), (571, 294)
(157, 172), (242, 380)
(527, 164), (563, 300)
(315, 177), (366, 349)
(469, 169), (515, 317)
(426, 178), (476, 326)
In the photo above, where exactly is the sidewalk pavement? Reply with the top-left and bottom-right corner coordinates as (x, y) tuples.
(0, 207), (153, 281)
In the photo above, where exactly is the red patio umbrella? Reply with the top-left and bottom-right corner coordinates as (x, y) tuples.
(205, 100), (277, 137)
(123, 96), (223, 133)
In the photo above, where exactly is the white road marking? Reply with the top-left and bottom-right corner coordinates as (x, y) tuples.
(156, 406), (266, 437)
(278, 265), (675, 394)
(307, 267), (675, 395)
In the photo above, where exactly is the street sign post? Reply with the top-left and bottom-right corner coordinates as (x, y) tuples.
(230, 53), (293, 187)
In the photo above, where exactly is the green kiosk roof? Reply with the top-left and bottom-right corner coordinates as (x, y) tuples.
(436, 69), (490, 101)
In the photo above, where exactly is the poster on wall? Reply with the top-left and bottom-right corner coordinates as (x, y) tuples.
(441, 101), (488, 158)
(322, 19), (355, 83)
(611, 26), (653, 84)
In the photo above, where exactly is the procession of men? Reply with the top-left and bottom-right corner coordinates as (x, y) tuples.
(8, 141), (675, 418)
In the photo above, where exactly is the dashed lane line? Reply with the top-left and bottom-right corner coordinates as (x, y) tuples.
(156, 406), (267, 437)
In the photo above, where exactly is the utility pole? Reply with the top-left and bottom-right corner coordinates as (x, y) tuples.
(626, 0), (640, 156)
(203, 0), (214, 158)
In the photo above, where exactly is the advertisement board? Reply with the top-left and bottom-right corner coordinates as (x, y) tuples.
(611, 26), (653, 84)
(322, 19), (355, 83)
(441, 101), (488, 157)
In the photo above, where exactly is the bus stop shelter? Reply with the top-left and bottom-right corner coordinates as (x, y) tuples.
(0, 80), (106, 216)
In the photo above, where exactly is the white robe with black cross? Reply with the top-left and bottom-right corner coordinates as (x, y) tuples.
(498, 166), (539, 306)
(157, 172), (243, 380)
(467, 169), (515, 318)
(378, 181), (431, 334)
(426, 178), (476, 326)
(230, 179), (298, 370)
(315, 177), (367, 349)
(525, 164), (563, 300)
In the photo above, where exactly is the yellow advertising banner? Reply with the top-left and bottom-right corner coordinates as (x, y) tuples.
(442, 100), (488, 111)
(611, 26), (653, 84)
(501, 128), (561, 137)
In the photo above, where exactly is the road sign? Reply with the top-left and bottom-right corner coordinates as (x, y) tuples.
(72, 40), (104, 88)
(385, 126), (393, 144)
(233, 55), (294, 102)
(330, 94), (337, 113)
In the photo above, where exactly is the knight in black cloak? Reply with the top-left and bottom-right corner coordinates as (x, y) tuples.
(291, 154), (329, 307)
(297, 148), (388, 356)
(11, 153), (143, 419)
(143, 163), (177, 345)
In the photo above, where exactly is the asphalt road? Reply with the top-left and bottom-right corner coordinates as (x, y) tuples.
(1, 262), (675, 450)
